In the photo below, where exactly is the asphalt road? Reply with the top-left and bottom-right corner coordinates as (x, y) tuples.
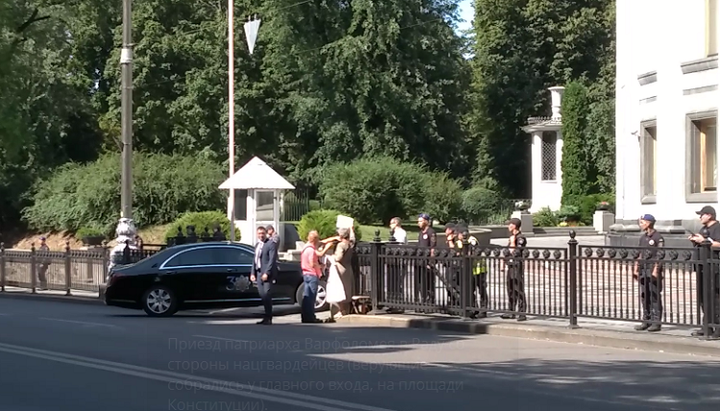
(0, 297), (718, 411)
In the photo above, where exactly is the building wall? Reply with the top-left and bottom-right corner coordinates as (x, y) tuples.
(615, 0), (719, 225)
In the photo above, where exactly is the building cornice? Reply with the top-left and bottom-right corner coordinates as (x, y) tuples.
(681, 56), (718, 75)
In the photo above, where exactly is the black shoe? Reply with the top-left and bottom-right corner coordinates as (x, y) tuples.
(500, 313), (515, 319)
(635, 323), (650, 331)
(517, 315), (527, 322)
(302, 319), (322, 324)
(257, 319), (272, 325)
(647, 324), (662, 332)
(692, 330), (705, 337)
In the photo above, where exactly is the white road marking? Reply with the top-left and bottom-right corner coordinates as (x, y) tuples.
(192, 335), (252, 344)
(38, 317), (119, 328)
(0, 342), (399, 411)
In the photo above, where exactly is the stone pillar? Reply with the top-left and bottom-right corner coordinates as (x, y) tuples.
(529, 131), (542, 213)
(511, 210), (534, 235)
(593, 210), (615, 234)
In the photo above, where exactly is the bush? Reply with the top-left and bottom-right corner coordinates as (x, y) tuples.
(164, 211), (240, 241)
(460, 186), (504, 223)
(557, 205), (581, 223)
(296, 210), (362, 242)
(319, 157), (427, 225)
(22, 153), (226, 232)
(576, 193), (615, 224)
(75, 225), (106, 239)
(423, 172), (463, 224)
(532, 207), (560, 227)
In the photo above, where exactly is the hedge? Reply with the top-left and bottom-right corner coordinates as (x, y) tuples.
(22, 153), (226, 233)
(296, 210), (362, 242)
(164, 211), (240, 241)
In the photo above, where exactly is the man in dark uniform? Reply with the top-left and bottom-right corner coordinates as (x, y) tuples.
(501, 218), (527, 321)
(416, 214), (437, 305)
(634, 214), (664, 332)
(456, 226), (488, 318)
(689, 205), (720, 337)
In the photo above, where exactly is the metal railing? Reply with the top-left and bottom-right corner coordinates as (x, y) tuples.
(354, 230), (720, 338)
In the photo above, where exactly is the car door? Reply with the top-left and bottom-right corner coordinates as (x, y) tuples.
(207, 246), (257, 303)
(158, 248), (219, 302)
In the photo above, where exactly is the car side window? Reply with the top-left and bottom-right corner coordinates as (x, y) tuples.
(163, 247), (255, 268)
(163, 249), (216, 268)
(215, 247), (254, 265)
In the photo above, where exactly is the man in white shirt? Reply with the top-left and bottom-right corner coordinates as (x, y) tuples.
(389, 217), (407, 244)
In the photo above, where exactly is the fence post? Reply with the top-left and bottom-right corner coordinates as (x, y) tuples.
(367, 230), (384, 315)
(64, 241), (72, 296)
(567, 231), (579, 329)
(460, 238), (471, 318)
(30, 243), (37, 293)
(0, 243), (5, 292)
(700, 235), (712, 338)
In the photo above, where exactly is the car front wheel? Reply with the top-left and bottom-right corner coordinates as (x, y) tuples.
(295, 280), (329, 312)
(142, 285), (178, 317)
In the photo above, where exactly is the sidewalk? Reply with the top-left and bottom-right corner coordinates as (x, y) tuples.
(337, 312), (720, 358)
(0, 286), (103, 305)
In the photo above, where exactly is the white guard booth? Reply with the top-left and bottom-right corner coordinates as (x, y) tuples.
(219, 157), (295, 246)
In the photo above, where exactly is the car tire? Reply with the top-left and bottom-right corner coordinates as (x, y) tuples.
(141, 285), (178, 317)
(295, 280), (329, 312)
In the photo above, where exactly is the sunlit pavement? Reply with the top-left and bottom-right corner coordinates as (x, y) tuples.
(0, 297), (717, 411)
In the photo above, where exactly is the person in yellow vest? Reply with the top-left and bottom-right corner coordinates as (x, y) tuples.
(456, 226), (488, 319)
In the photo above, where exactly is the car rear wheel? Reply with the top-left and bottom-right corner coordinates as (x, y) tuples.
(142, 285), (178, 317)
(295, 280), (328, 312)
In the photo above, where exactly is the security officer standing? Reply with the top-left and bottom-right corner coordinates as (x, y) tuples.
(689, 205), (720, 337)
(634, 214), (664, 332)
(416, 214), (437, 306)
(501, 218), (527, 321)
(456, 226), (488, 318)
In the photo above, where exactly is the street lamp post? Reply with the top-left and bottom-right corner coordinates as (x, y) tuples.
(111, 0), (137, 269)
(227, 2), (260, 242)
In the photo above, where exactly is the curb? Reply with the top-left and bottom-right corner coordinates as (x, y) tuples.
(338, 315), (720, 358)
(0, 291), (104, 306)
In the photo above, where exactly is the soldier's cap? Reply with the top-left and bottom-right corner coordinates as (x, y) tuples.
(418, 213), (430, 221)
(507, 218), (522, 228)
(640, 214), (655, 223)
(40, 236), (46, 241)
(456, 224), (469, 233)
(445, 223), (456, 232)
(696, 206), (717, 217)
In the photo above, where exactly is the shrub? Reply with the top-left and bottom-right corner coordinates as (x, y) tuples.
(460, 186), (504, 223)
(557, 205), (581, 222)
(75, 225), (106, 239)
(296, 210), (362, 242)
(532, 207), (560, 227)
(22, 153), (226, 232)
(576, 193), (615, 224)
(164, 211), (240, 241)
(318, 157), (426, 225)
(423, 172), (463, 224)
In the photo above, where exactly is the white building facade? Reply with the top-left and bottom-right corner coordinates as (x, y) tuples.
(613, 0), (718, 244)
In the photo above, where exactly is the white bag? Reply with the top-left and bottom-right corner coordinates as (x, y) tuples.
(325, 263), (346, 304)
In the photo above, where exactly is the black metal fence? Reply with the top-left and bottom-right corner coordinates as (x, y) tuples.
(354, 230), (720, 338)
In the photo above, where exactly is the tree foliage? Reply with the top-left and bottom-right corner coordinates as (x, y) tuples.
(560, 81), (591, 206)
(469, 0), (615, 197)
(1, 0), (616, 234)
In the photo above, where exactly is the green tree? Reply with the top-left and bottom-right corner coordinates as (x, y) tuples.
(469, 0), (615, 197)
(560, 81), (592, 205)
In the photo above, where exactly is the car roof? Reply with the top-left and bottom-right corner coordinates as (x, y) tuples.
(168, 241), (250, 250)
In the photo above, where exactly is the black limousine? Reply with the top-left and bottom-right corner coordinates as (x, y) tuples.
(104, 242), (327, 317)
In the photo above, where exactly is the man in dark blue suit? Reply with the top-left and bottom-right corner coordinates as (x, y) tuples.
(251, 226), (278, 325)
